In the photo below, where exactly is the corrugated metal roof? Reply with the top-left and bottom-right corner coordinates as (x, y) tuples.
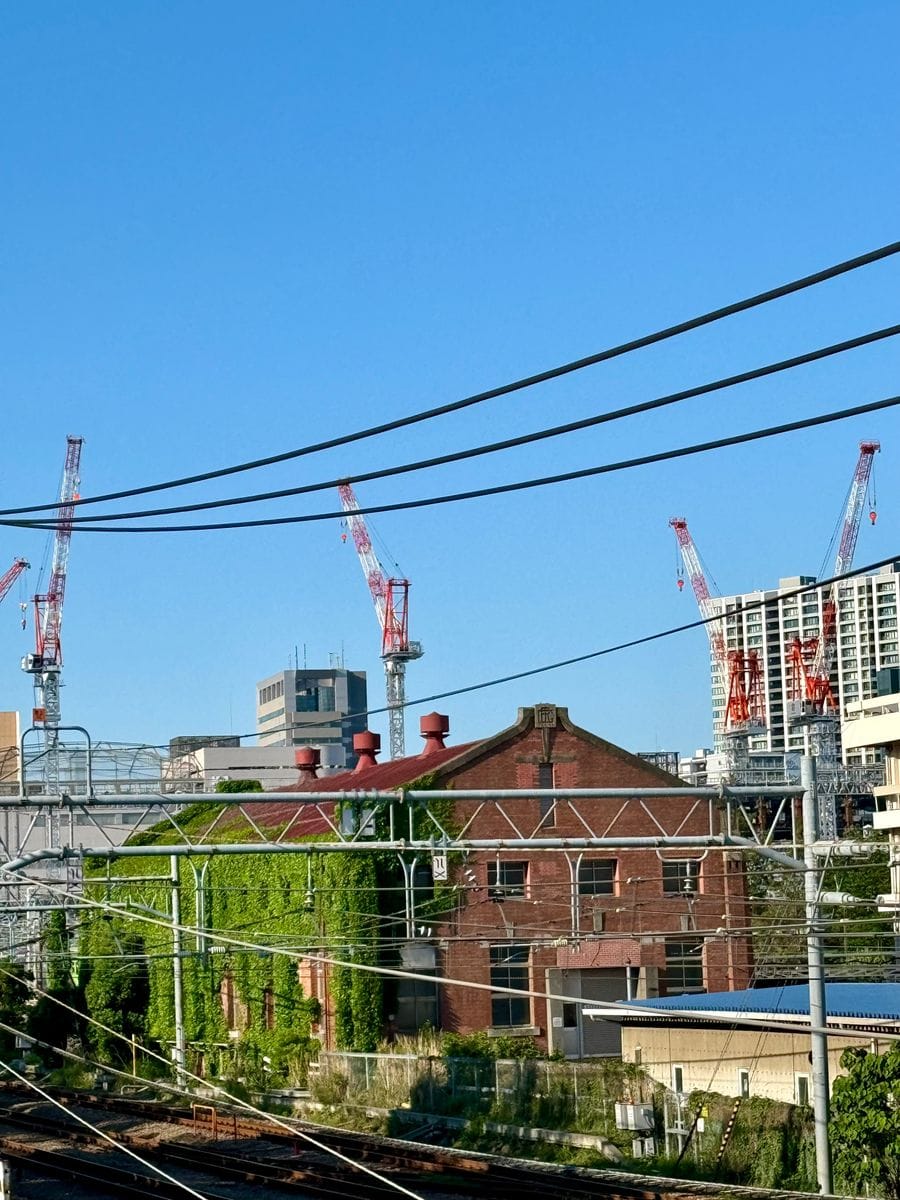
(621, 983), (900, 1021)
(217, 739), (482, 838)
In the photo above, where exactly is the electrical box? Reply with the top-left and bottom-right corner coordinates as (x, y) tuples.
(615, 1102), (654, 1131)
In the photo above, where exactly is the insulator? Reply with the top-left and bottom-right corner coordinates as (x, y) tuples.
(870, 510), (878, 524)
(341, 532), (347, 542)
(677, 578), (684, 591)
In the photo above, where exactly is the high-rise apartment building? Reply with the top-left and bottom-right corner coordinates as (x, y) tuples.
(709, 564), (900, 762)
(256, 667), (367, 767)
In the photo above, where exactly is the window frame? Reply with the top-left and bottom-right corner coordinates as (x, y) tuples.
(577, 858), (617, 896)
(487, 860), (528, 900)
(489, 944), (531, 1027)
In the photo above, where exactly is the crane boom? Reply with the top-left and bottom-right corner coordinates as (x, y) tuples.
(0, 559), (29, 607)
(807, 440), (880, 702)
(338, 483), (423, 759)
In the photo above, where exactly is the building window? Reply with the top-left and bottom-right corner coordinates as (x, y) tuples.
(537, 762), (556, 827)
(739, 1069), (751, 1098)
(795, 1074), (810, 1106)
(662, 859), (699, 895)
(490, 944), (530, 1026)
(578, 859), (616, 896)
(663, 939), (705, 993)
(395, 977), (439, 1032)
(672, 1064), (685, 1093)
(487, 861), (527, 900)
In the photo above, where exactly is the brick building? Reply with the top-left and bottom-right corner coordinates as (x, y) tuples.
(283, 703), (753, 1057)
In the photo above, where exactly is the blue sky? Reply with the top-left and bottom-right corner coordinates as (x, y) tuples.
(1, 2), (899, 757)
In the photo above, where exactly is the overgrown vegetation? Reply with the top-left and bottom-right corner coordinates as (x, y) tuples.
(832, 1043), (900, 1199)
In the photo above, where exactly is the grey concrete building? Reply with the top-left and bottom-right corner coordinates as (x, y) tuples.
(256, 667), (367, 767)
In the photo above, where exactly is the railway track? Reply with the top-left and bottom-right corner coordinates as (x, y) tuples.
(0, 1087), (845, 1200)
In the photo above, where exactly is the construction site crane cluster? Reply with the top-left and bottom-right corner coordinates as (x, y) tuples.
(671, 438), (882, 838)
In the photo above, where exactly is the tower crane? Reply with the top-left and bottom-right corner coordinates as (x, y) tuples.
(670, 517), (766, 778)
(786, 440), (880, 838)
(22, 436), (83, 793)
(338, 482), (423, 760)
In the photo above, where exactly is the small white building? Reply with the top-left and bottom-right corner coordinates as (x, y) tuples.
(595, 983), (900, 1104)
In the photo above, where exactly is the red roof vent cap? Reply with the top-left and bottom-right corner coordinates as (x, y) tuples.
(353, 730), (381, 771)
(419, 712), (450, 754)
(295, 747), (321, 779)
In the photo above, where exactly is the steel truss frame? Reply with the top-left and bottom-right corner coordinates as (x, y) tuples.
(0, 785), (807, 874)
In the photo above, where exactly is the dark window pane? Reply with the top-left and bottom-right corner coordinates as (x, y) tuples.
(662, 860), (699, 895)
(578, 860), (616, 896)
(490, 944), (530, 1026)
(487, 861), (527, 899)
(663, 939), (705, 993)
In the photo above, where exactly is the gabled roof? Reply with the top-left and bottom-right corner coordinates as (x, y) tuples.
(615, 983), (900, 1023)
(218, 704), (682, 840)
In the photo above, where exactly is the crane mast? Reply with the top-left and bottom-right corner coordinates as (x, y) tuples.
(338, 483), (423, 760)
(23, 436), (83, 794)
(670, 518), (766, 778)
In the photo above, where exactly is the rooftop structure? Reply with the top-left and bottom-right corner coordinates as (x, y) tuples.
(255, 665), (367, 766)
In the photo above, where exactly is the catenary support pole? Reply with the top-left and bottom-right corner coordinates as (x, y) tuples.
(170, 855), (186, 1089)
(801, 754), (832, 1194)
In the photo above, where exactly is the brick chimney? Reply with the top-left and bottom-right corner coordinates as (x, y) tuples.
(419, 712), (449, 755)
(295, 747), (320, 781)
(353, 730), (381, 771)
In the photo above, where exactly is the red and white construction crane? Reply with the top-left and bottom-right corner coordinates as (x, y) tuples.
(22, 436), (83, 761)
(789, 440), (880, 715)
(0, 559), (29, 615)
(670, 517), (766, 770)
(338, 482), (423, 760)
(785, 440), (880, 839)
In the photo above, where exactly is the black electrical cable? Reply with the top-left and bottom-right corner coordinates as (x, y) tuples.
(46, 322), (900, 525)
(91, 551), (900, 746)
(8, 391), (900, 533)
(5, 237), (900, 517)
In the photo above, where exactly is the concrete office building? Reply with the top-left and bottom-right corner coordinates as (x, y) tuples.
(256, 667), (367, 767)
(708, 563), (900, 762)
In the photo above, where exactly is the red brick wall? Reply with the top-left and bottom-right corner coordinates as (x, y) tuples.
(430, 711), (752, 1048)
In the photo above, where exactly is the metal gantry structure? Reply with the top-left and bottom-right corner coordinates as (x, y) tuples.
(338, 482), (423, 759)
(22, 435), (83, 798)
(670, 517), (766, 778)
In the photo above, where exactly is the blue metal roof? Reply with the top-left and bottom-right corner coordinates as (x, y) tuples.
(620, 983), (900, 1022)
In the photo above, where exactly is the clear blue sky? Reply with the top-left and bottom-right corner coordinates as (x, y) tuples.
(1, 2), (899, 757)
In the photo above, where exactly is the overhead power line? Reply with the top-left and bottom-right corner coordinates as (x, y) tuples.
(8, 391), (900, 533)
(4, 237), (900, 517)
(39, 322), (900, 526)
(77, 551), (900, 746)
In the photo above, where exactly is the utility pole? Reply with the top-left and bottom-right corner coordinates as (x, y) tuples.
(801, 755), (832, 1194)
(170, 855), (186, 1089)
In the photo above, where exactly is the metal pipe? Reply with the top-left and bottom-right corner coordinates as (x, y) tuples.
(0, 784), (807, 808)
(801, 755), (832, 1195)
(169, 855), (186, 1090)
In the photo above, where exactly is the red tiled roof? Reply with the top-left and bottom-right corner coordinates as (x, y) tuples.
(219, 740), (482, 839)
(288, 740), (482, 793)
